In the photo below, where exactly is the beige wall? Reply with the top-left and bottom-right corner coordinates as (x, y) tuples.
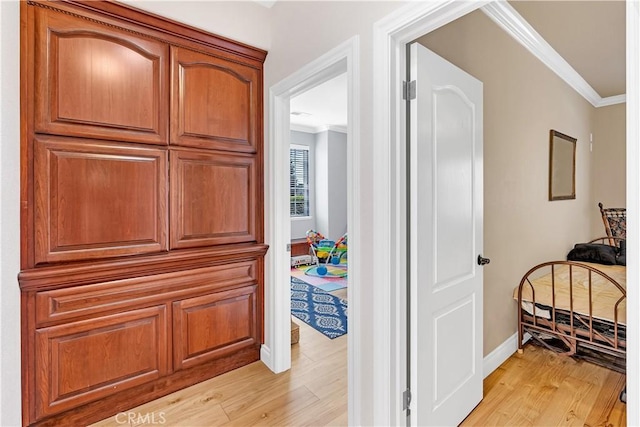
(417, 10), (598, 355)
(591, 103), (626, 236)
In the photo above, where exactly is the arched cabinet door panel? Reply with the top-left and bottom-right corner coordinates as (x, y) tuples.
(171, 46), (260, 153)
(34, 7), (169, 145)
(34, 136), (169, 264)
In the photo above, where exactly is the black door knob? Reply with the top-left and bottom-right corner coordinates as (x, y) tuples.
(477, 255), (490, 266)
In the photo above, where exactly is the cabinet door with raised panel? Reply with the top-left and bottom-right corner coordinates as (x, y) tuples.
(173, 285), (259, 370)
(34, 136), (168, 264)
(34, 305), (168, 419)
(170, 148), (256, 248)
(171, 46), (260, 153)
(33, 6), (169, 145)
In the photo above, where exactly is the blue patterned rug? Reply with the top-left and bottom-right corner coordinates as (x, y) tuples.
(291, 277), (348, 339)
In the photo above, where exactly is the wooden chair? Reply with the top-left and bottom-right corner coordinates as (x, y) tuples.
(598, 202), (626, 245)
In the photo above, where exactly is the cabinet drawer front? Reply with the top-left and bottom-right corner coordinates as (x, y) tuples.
(171, 46), (260, 153)
(34, 136), (168, 264)
(173, 285), (258, 370)
(35, 261), (257, 325)
(170, 149), (256, 248)
(34, 7), (169, 144)
(35, 306), (168, 419)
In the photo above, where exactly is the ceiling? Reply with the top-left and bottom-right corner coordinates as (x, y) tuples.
(290, 73), (348, 133)
(289, 1), (625, 132)
(509, 1), (625, 98)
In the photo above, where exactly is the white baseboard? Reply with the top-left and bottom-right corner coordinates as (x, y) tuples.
(483, 332), (531, 379)
(260, 344), (273, 370)
(264, 329), (526, 380)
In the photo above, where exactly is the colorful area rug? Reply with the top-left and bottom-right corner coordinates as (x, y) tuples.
(291, 277), (348, 339)
(291, 266), (347, 292)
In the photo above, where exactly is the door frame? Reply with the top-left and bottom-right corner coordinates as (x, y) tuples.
(264, 36), (361, 422)
(372, 1), (639, 425)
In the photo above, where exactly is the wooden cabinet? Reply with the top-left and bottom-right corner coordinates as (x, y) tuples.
(170, 149), (257, 249)
(173, 285), (259, 370)
(35, 306), (169, 419)
(170, 47), (260, 153)
(33, 135), (168, 264)
(33, 6), (169, 145)
(20, 1), (267, 425)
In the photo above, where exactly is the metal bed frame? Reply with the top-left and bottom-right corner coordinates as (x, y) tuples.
(516, 237), (626, 372)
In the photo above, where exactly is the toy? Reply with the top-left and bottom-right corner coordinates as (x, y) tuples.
(305, 230), (348, 277)
(290, 254), (316, 267)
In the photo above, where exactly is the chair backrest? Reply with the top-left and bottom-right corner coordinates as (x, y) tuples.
(598, 202), (626, 245)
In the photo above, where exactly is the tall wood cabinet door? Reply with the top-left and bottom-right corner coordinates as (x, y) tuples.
(171, 46), (261, 153)
(170, 149), (256, 248)
(33, 6), (169, 145)
(34, 305), (169, 419)
(34, 136), (168, 264)
(173, 285), (258, 370)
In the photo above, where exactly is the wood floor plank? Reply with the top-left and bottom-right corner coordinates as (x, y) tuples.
(584, 369), (627, 427)
(463, 343), (626, 427)
(222, 385), (319, 426)
(92, 325), (626, 427)
(533, 374), (599, 426)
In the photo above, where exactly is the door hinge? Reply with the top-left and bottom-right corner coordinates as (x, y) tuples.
(286, 243), (291, 252)
(403, 388), (412, 411)
(403, 80), (416, 100)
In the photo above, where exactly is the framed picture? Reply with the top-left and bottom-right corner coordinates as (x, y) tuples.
(549, 129), (577, 201)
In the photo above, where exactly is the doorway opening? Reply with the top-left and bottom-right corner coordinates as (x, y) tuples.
(372, 1), (638, 425)
(265, 36), (360, 422)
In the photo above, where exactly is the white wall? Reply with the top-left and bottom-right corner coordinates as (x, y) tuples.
(291, 129), (348, 241)
(118, 0), (272, 50)
(266, 2), (407, 423)
(0, 1), (22, 425)
(324, 130), (348, 241)
(290, 130), (316, 239)
(314, 131), (329, 237)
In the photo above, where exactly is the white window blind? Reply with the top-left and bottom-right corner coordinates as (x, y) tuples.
(290, 146), (309, 217)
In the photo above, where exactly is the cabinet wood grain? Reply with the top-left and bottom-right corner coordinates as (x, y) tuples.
(35, 306), (168, 419)
(171, 47), (260, 153)
(33, 136), (168, 264)
(21, 1), (267, 425)
(170, 148), (256, 248)
(34, 6), (169, 145)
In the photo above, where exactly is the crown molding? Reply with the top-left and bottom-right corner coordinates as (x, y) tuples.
(328, 125), (348, 134)
(598, 94), (626, 107)
(290, 123), (347, 134)
(481, 1), (625, 108)
(290, 123), (325, 134)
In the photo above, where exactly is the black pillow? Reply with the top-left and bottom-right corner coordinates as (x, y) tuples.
(617, 240), (626, 266)
(567, 243), (617, 265)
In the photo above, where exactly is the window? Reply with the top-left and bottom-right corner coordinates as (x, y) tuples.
(290, 145), (310, 217)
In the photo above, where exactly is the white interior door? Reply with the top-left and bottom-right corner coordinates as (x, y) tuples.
(409, 43), (484, 426)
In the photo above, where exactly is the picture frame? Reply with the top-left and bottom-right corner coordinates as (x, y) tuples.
(549, 129), (577, 201)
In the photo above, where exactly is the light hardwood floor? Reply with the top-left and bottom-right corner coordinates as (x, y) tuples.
(93, 317), (625, 426)
(463, 344), (626, 427)
(93, 317), (347, 426)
